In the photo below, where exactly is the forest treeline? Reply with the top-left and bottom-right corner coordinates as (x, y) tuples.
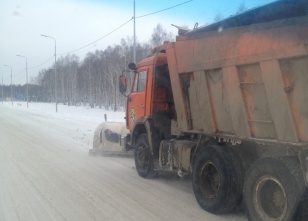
(2, 24), (173, 110)
(36, 23), (174, 110)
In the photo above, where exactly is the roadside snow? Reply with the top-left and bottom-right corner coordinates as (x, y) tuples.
(1, 101), (125, 152)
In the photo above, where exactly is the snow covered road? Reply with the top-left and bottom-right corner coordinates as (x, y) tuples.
(0, 103), (247, 221)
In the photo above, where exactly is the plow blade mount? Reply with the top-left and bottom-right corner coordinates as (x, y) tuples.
(89, 122), (132, 156)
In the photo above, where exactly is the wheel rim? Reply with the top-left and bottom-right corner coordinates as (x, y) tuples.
(199, 162), (220, 198)
(136, 144), (149, 170)
(254, 176), (287, 221)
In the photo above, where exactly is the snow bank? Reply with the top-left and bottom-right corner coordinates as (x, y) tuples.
(1, 101), (126, 152)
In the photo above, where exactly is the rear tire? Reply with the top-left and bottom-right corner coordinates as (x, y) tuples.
(192, 145), (242, 214)
(134, 133), (157, 179)
(293, 196), (308, 221)
(244, 157), (305, 221)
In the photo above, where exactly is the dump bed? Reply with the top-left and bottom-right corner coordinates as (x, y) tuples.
(158, 0), (308, 143)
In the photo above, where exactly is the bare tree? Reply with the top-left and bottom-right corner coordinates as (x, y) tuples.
(150, 23), (174, 48)
(214, 13), (223, 22)
(237, 1), (247, 14)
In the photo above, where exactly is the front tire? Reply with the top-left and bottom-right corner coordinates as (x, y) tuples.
(134, 133), (156, 179)
(192, 145), (242, 214)
(244, 157), (305, 221)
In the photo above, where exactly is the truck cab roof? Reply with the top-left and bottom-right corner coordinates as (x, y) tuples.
(137, 53), (167, 70)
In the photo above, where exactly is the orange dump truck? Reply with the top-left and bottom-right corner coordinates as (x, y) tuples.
(118, 0), (308, 220)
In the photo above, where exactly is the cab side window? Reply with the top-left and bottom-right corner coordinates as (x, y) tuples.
(132, 71), (147, 92)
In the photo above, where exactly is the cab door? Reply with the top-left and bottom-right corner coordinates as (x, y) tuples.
(127, 69), (148, 130)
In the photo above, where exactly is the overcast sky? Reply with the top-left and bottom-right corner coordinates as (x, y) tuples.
(0, 0), (275, 85)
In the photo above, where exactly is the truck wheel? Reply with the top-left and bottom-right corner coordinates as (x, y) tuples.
(192, 145), (242, 214)
(244, 157), (305, 221)
(134, 133), (157, 179)
(293, 196), (308, 221)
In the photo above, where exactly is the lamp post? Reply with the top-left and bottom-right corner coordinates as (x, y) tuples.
(3, 65), (13, 106)
(1, 74), (3, 104)
(133, 0), (136, 63)
(17, 55), (29, 108)
(41, 34), (57, 112)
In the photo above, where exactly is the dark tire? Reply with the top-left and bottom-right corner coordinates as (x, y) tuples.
(293, 195), (308, 221)
(244, 157), (305, 221)
(134, 133), (157, 179)
(192, 145), (242, 214)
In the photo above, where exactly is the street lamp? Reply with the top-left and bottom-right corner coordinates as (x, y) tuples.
(1, 74), (3, 104)
(41, 34), (57, 112)
(3, 65), (13, 106)
(16, 55), (29, 108)
(133, 0), (136, 63)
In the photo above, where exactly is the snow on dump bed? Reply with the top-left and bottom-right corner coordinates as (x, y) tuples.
(1, 101), (125, 152)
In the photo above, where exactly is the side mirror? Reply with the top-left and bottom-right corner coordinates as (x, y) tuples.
(119, 75), (127, 95)
(128, 62), (137, 71)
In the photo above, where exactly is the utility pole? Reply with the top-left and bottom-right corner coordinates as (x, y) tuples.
(114, 75), (117, 112)
(133, 0), (136, 63)
(3, 65), (13, 106)
(1, 74), (3, 104)
(41, 34), (58, 112)
(17, 55), (29, 108)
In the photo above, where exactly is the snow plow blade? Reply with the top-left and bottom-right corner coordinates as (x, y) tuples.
(89, 122), (132, 156)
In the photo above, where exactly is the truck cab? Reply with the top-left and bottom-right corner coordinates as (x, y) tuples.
(123, 53), (175, 151)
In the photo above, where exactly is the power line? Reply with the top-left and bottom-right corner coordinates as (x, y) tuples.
(29, 0), (193, 69)
(2, 69), (23, 79)
(29, 56), (54, 70)
(58, 0), (193, 55)
(3, 76), (10, 81)
(13, 69), (25, 77)
(136, 0), (193, 18)
(58, 17), (133, 56)
(21, 18), (133, 70)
